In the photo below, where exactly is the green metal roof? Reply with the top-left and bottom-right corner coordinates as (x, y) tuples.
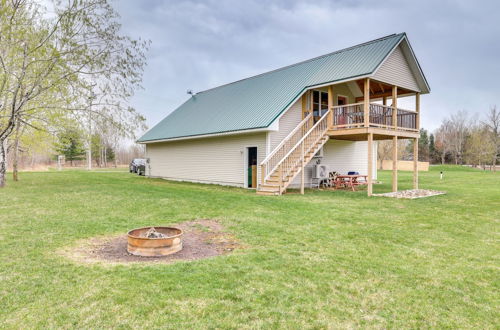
(139, 33), (406, 143)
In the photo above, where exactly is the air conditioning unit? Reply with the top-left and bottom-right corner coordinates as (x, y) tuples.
(313, 164), (329, 179)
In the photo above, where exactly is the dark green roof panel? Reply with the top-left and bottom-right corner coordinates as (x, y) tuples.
(139, 33), (405, 142)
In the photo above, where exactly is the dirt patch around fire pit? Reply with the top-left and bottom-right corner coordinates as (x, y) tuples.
(60, 219), (240, 265)
(372, 189), (446, 199)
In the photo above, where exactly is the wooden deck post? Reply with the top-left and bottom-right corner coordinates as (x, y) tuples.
(415, 92), (420, 130)
(367, 132), (373, 196)
(364, 78), (370, 127)
(382, 96), (387, 106)
(328, 85), (334, 128)
(300, 143), (305, 195)
(392, 85), (398, 129)
(301, 92), (308, 119)
(392, 85), (399, 192)
(392, 136), (398, 192)
(413, 138), (419, 189)
(278, 164), (283, 195)
(260, 165), (265, 186)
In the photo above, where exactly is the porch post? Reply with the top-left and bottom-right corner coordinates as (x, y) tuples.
(301, 91), (307, 119)
(392, 136), (398, 192)
(367, 132), (373, 196)
(260, 165), (265, 186)
(278, 164), (283, 195)
(382, 97), (387, 126)
(413, 138), (419, 189)
(300, 142), (305, 195)
(415, 92), (420, 130)
(392, 85), (398, 129)
(364, 78), (370, 127)
(328, 85), (334, 128)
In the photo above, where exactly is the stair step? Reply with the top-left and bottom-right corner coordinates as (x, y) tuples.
(261, 183), (281, 188)
(260, 131), (330, 195)
(256, 190), (281, 196)
(258, 185), (281, 191)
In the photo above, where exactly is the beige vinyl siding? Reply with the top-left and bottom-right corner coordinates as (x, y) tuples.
(288, 140), (377, 188)
(373, 45), (420, 92)
(268, 99), (302, 151)
(146, 133), (266, 187)
(322, 140), (377, 179)
(315, 83), (356, 105)
(332, 83), (356, 105)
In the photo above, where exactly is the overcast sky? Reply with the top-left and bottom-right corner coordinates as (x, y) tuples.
(114, 0), (500, 133)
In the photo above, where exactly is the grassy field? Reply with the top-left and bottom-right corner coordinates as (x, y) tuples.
(0, 166), (498, 328)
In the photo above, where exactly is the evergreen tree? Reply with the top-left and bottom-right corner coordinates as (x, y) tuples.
(429, 133), (437, 164)
(106, 146), (116, 163)
(407, 128), (430, 161)
(54, 129), (86, 166)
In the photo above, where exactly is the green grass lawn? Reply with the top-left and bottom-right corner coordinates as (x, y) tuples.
(0, 166), (498, 328)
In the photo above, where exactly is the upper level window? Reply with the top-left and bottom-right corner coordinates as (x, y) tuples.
(312, 90), (328, 118)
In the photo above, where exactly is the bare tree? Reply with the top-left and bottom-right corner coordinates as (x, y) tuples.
(444, 111), (469, 165)
(464, 125), (496, 169)
(434, 121), (452, 164)
(482, 106), (499, 171)
(377, 141), (392, 169)
(376, 139), (410, 168)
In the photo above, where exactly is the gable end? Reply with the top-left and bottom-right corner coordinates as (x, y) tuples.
(372, 44), (420, 92)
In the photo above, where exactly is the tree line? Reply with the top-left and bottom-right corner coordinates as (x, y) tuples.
(0, 0), (150, 186)
(378, 107), (499, 170)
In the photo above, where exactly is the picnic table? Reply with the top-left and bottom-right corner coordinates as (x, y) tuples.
(333, 174), (368, 191)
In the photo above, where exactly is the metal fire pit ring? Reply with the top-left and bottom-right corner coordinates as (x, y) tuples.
(127, 227), (183, 257)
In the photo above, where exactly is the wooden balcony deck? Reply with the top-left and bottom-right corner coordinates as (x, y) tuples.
(326, 103), (420, 141)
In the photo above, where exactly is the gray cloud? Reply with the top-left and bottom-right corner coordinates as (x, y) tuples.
(114, 0), (500, 132)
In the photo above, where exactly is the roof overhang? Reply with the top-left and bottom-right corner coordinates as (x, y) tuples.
(137, 125), (275, 144)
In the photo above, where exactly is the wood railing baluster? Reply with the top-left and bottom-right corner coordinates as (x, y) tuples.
(330, 103), (418, 132)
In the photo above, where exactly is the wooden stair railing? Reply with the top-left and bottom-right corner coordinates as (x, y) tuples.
(260, 113), (314, 185)
(258, 109), (332, 195)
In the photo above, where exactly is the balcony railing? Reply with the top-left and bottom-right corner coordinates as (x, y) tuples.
(331, 103), (418, 131)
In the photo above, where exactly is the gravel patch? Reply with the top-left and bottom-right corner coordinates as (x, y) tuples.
(373, 189), (446, 199)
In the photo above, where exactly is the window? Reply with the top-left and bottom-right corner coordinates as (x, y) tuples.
(337, 95), (347, 106)
(312, 90), (329, 118)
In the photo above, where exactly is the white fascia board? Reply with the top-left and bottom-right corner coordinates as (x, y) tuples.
(138, 127), (269, 144)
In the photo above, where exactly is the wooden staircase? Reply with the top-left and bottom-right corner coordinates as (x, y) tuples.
(257, 109), (332, 196)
